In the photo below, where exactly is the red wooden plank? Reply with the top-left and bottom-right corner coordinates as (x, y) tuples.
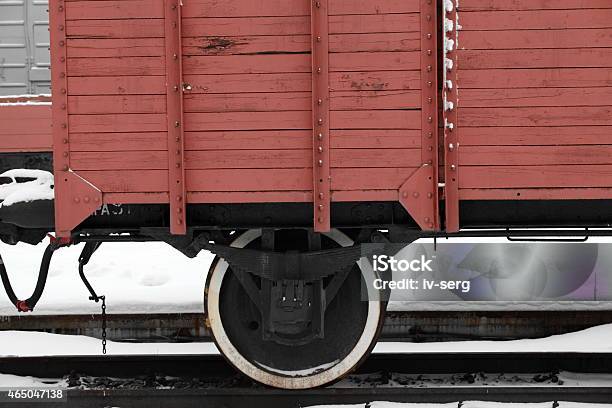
(183, 92), (311, 113)
(68, 95), (166, 114)
(460, 145), (612, 166)
(66, 19), (163, 38)
(67, 56), (165, 76)
(188, 191), (312, 204)
(459, 126), (612, 146)
(459, 68), (612, 89)
(329, 13), (420, 34)
(329, 33), (420, 53)
(70, 132), (167, 151)
(461, 87), (612, 108)
(183, 35), (310, 56)
(184, 111), (311, 131)
(330, 129), (421, 149)
(104, 192), (169, 204)
(78, 170), (168, 192)
(185, 150), (311, 169)
(69, 114), (166, 133)
(461, 0), (612, 12)
(184, 73), (310, 94)
(185, 130), (311, 150)
(67, 38), (164, 58)
(331, 168), (418, 190)
(459, 165), (612, 189)
(460, 188), (612, 201)
(329, 0), (419, 15)
(65, 0), (163, 20)
(330, 110), (422, 129)
(460, 9), (612, 30)
(331, 90), (420, 110)
(332, 190), (398, 202)
(68, 76), (166, 95)
(329, 71), (421, 91)
(330, 51), (420, 72)
(460, 106), (612, 127)
(459, 49), (612, 70)
(0, 105), (52, 151)
(331, 149), (421, 168)
(186, 169), (311, 191)
(182, 17), (309, 37)
(461, 28), (612, 50)
(182, 54), (310, 75)
(71, 151), (168, 170)
(182, 0), (309, 18)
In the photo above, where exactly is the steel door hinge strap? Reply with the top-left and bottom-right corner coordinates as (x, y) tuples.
(164, 0), (187, 235)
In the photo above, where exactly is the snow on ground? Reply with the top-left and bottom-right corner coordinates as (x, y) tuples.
(0, 238), (215, 315)
(305, 403), (612, 408)
(0, 373), (65, 388)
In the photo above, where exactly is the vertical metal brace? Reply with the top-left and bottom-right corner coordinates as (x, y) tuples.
(311, 0), (331, 232)
(443, 0), (460, 232)
(164, 0), (186, 235)
(398, 0), (439, 231)
(50, 0), (101, 238)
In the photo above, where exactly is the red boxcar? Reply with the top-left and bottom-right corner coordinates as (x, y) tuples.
(1, 0), (612, 390)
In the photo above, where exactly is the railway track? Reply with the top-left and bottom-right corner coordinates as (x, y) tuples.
(1, 353), (612, 407)
(3, 310), (612, 343)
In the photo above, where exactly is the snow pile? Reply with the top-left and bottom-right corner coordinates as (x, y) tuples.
(0, 373), (65, 388)
(0, 169), (54, 206)
(0, 238), (214, 315)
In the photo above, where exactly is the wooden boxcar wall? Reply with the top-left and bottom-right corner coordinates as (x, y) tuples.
(445, 0), (612, 229)
(51, 0), (440, 236)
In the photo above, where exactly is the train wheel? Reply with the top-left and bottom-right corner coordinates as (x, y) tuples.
(204, 229), (385, 389)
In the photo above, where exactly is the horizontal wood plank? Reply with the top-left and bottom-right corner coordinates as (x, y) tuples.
(329, 71), (421, 91)
(185, 130), (311, 150)
(68, 95), (166, 114)
(460, 188), (612, 201)
(460, 165), (612, 189)
(65, 0), (163, 20)
(183, 54), (310, 75)
(183, 35), (310, 56)
(182, 17), (309, 37)
(68, 57), (165, 76)
(329, 0), (419, 15)
(67, 38), (164, 58)
(331, 129), (421, 149)
(459, 49), (612, 70)
(460, 9), (612, 31)
(68, 76), (165, 96)
(185, 150), (311, 169)
(459, 68), (612, 89)
(183, 92), (310, 112)
(0, 105), (52, 151)
(188, 191), (312, 203)
(78, 170), (168, 192)
(329, 13), (420, 34)
(460, 126), (612, 146)
(184, 73), (311, 93)
(67, 19), (163, 38)
(182, 0), (309, 18)
(460, 106), (612, 127)
(331, 110), (422, 129)
(461, 28), (612, 50)
(69, 114), (166, 133)
(330, 33), (420, 53)
(71, 151), (167, 170)
(330, 90), (421, 110)
(460, 145), (612, 166)
(460, 0), (612, 11)
(186, 169), (310, 191)
(461, 87), (612, 108)
(331, 149), (421, 168)
(184, 111), (310, 131)
(70, 132), (167, 151)
(332, 167), (418, 190)
(330, 51), (420, 72)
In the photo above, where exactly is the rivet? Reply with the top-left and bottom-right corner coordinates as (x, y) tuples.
(318, 217), (323, 223)
(318, 160), (323, 167)
(177, 219), (183, 225)
(63, 138), (68, 144)
(427, 33), (432, 39)
(60, 56), (65, 62)
(413, 192), (420, 198)
(61, 123), (67, 129)
(428, 116), (433, 123)
(61, 103), (66, 110)
(318, 205), (323, 211)
(176, 136), (180, 142)
(63, 152), (68, 157)
(427, 15), (431, 21)
(60, 72), (65, 78)
(176, 150), (181, 155)
(61, 88), (66, 94)
(428, 81), (433, 87)
(317, 36), (321, 42)
(319, 193), (324, 199)
(317, 67), (322, 74)
(428, 132), (433, 138)
(428, 146), (433, 151)
(427, 50), (432, 56)
(428, 97), (433, 103)
(317, 99), (322, 105)
(74, 197), (80, 203)
(175, 121), (180, 127)
(428, 222), (434, 229)
(402, 192), (408, 198)
(425, 217), (430, 223)
(428, 193), (433, 199)
(59, 25), (64, 31)
(318, 146), (323, 153)
(451, 165), (457, 171)
(178, 208), (183, 213)
(84, 197), (90, 203)
(315, 1), (321, 7)
(63, 165), (69, 171)
(318, 118), (323, 125)
(95, 197), (100, 203)
(318, 133), (323, 140)
(174, 85), (179, 92)
(58, 5), (63, 11)
(176, 163), (181, 168)
(427, 65), (432, 72)
(177, 196), (182, 201)
(172, 4), (177, 9)
(173, 54), (178, 59)
(59, 40), (65, 46)
(173, 22), (177, 28)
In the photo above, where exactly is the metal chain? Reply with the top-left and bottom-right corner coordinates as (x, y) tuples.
(101, 296), (107, 355)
